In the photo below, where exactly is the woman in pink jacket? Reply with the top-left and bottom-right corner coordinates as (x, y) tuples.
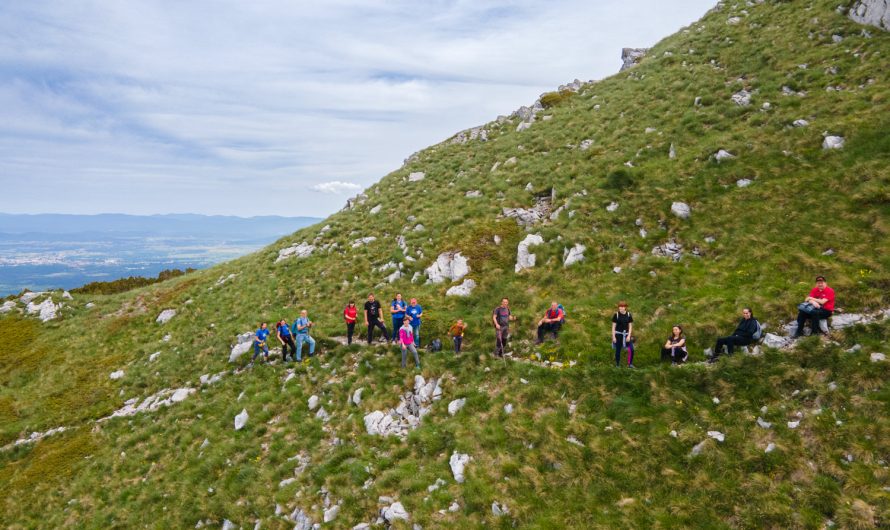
(398, 320), (421, 369)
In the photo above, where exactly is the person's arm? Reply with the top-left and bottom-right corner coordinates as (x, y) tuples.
(492, 312), (500, 329)
(627, 322), (633, 341)
(611, 322), (617, 342)
(664, 339), (672, 348)
(277, 329), (285, 344)
(675, 338), (685, 348)
(364, 308), (369, 325)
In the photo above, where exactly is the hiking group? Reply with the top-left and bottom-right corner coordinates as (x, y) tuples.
(246, 276), (835, 369)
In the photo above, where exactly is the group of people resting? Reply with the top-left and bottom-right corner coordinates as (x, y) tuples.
(247, 275), (836, 369)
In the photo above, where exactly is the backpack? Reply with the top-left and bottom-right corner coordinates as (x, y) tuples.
(752, 319), (763, 341)
(558, 304), (566, 321)
(429, 339), (442, 352)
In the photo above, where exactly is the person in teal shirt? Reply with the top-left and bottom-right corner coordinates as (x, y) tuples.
(390, 293), (407, 342)
(292, 310), (316, 362)
(406, 298), (423, 347)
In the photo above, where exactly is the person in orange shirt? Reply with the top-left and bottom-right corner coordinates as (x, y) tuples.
(449, 318), (467, 353)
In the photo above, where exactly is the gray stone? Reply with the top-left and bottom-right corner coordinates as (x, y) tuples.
(19, 291), (44, 304)
(671, 202), (691, 219)
(229, 332), (255, 363)
(502, 196), (553, 226)
(0, 301), (16, 314)
(606, 201), (619, 212)
(451, 126), (488, 144)
(369, 204), (382, 215)
(652, 240), (683, 262)
(579, 139), (594, 150)
(291, 508), (315, 530)
(109, 370), (125, 380)
(563, 244), (586, 267)
(765, 443), (776, 453)
(849, 0), (890, 31)
(26, 298), (59, 322)
(831, 313), (863, 329)
(731, 89), (752, 106)
(491, 502), (509, 516)
(793, 119), (810, 127)
(690, 440), (708, 456)
(822, 136), (845, 150)
(308, 395), (319, 411)
(156, 309), (176, 324)
(445, 279), (476, 297)
(465, 190), (482, 198)
(352, 388), (364, 406)
(763, 333), (791, 349)
(234, 409), (249, 430)
(515, 234), (545, 272)
(620, 48), (648, 71)
(62, 291), (73, 300)
(222, 520), (237, 530)
(381, 502), (410, 523)
(425, 252), (470, 284)
(351, 236), (377, 248)
(323, 505), (340, 523)
(449, 452), (471, 483)
(503, 403), (514, 414)
(870, 352), (886, 362)
(707, 431), (725, 442)
(714, 149), (736, 162)
(448, 398), (466, 416)
(276, 242), (315, 262)
(736, 178), (753, 188)
(669, 143), (677, 159)
(727, 16), (742, 25)
(408, 172), (425, 182)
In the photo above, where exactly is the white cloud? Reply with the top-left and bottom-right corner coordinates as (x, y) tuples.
(0, 0), (716, 216)
(310, 181), (363, 194)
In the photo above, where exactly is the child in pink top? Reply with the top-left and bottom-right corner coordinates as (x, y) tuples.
(399, 321), (421, 369)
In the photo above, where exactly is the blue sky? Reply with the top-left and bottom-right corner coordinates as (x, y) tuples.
(0, 1), (716, 217)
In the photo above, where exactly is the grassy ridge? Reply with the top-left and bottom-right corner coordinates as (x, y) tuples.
(1, 0), (889, 527)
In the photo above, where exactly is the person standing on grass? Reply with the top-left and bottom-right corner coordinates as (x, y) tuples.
(249, 322), (270, 366)
(661, 325), (688, 365)
(536, 301), (565, 344)
(793, 275), (835, 338)
(406, 298), (423, 347)
(611, 301), (635, 368)
(492, 298), (516, 358)
(276, 318), (297, 362)
(292, 309), (316, 361)
(710, 308), (758, 363)
(390, 293), (407, 342)
(343, 300), (358, 345)
(398, 320), (421, 369)
(450, 318), (467, 353)
(364, 293), (388, 344)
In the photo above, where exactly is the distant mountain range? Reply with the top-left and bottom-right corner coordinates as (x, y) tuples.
(0, 213), (323, 237)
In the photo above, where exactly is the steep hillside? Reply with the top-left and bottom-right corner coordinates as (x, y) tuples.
(2, 0), (889, 528)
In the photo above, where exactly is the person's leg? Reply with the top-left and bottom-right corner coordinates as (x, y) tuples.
(412, 322), (421, 347)
(307, 335), (316, 356)
(252, 343), (261, 361)
(347, 322), (355, 344)
(726, 336), (747, 355)
(537, 323), (546, 343)
(627, 340), (635, 367)
(295, 335), (304, 361)
(410, 344), (420, 368)
(614, 337), (622, 366)
(453, 336), (461, 353)
(810, 308), (832, 335)
(661, 348), (671, 363)
(795, 310), (809, 337)
(495, 328), (505, 356)
(288, 337), (297, 360)
(367, 322), (374, 344)
(401, 345), (407, 367)
(391, 318), (402, 342)
(378, 321), (389, 342)
(551, 321), (561, 340)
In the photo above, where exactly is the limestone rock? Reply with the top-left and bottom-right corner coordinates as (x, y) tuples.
(26, 298), (58, 321)
(351, 236), (377, 248)
(276, 242), (316, 262)
(20, 291), (44, 304)
(652, 240), (683, 261)
(229, 332), (255, 363)
(465, 190), (482, 198)
(606, 201), (619, 212)
(765, 443), (776, 453)
(100, 387), (195, 421)
(109, 370), (125, 380)
(381, 502), (410, 523)
(408, 172), (425, 182)
(870, 352), (886, 362)
(831, 313), (863, 329)
(291, 508), (315, 530)
(707, 431), (725, 442)
(763, 333), (791, 349)
(156, 309), (176, 324)
(669, 143), (676, 159)
(426, 252), (470, 283)
(793, 119), (810, 127)
(492, 502), (509, 516)
(62, 291), (73, 300)
(731, 89), (752, 106)
(149, 351), (161, 362)
(451, 126), (488, 144)
(822, 135), (845, 150)
(756, 417), (772, 429)
(714, 149), (735, 162)
(579, 139), (594, 150)
(308, 395), (319, 411)
(323, 505), (340, 523)
(563, 244), (586, 267)
(849, 0), (890, 31)
(222, 520), (237, 530)
(0, 300), (15, 314)
(449, 452), (471, 483)
(448, 398), (466, 416)
(620, 48), (648, 71)
(671, 202), (691, 219)
(736, 178), (753, 187)
(234, 409), (249, 430)
(515, 234), (544, 273)
(352, 388), (364, 406)
(446, 279), (476, 297)
(502, 196), (553, 226)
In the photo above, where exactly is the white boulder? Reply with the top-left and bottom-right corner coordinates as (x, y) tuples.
(408, 172), (425, 182)
(563, 244), (586, 267)
(731, 89), (752, 106)
(26, 298), (58, 321)
(381, 502), (410, 523)
(426, 252), (470, 283)
(109, 370), (125, 380)
(714, 149), (736, 162)
(448, 398), (466, 416)
(671, 202), (691, 219)
(276, 242), (316, 262)
(871, 352), (886, 362)
(369, 204), (382, 214)
(515, 234), (544, 273)
(831, 313), (863, 329)
(156, 309), (176, 324)
(446, 279), (476, 297)
(0, 300), (15, 314)
(229, 332), (255, 363)
(449, 452), (471, 483)
(308, 395), (319, 410)
(234, 409), (249, 430)
(822, 136), (845, 150)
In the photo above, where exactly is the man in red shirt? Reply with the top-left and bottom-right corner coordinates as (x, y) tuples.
(343, 300), (358, 345)
(793, 275), (835, 337)
(536, 301), (565, 344)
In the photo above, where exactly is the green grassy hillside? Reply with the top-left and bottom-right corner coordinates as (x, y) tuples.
(2, 0), (889, 528)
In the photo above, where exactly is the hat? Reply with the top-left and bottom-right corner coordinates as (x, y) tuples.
(815, 275), (826, 282)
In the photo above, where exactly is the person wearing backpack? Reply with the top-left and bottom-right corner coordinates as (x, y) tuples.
(611, 301), (635, 367)
(661, 325), (688, 365)
(492, 297), (516, 358)
(343, 300), (358, 345)
(292, 309), (316, 362)
(710, 307), (759, 363)
(792, 275), (835, 337)
(276, 318), (297, 362)
(248, 322), (270, 367)
(536, 301), (565, 344)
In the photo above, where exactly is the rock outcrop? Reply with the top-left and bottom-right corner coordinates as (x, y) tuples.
(426, 252), (470, 283)
(364, 375), (442, 437)
(276, 242), (316, 262)
(849, 0), (890, 31)
(515, 234), (544, 273)
(620, 48), (648, 71)
(446, 279), (476, 297)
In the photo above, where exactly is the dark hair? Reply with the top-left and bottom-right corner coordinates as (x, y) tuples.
(349, 300), (355, 305)
(670, 325), (684, 339)
(617, 301), (628, 308)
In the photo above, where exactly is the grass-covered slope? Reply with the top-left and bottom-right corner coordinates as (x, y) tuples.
(2, 0), (889, 527)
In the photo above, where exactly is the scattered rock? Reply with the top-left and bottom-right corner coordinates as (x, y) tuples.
(652, 240), (683, 262)
(871, 352), (886, 362)
(714, 149), (736, 162)
(381, 502), (410, 523)
(352, 388), (364, 406)
(765, 443), (776, 453)
(736, 178), (753, 187)
(727, 16), (742, 25)
(364, 376), (442, 437)
(0, 300), (16, 314)
(793, 119), (810, 127)
(109, 370), (125, 380)
(579, 139), (594, 150)
(620, 48), (648, 71)
(756, 417), (772, 429)
(426, 252), (470, 283)
(276, 242), (316, 262)
(155, 309), (178, 324)
(731, 89), (752, 106)
(449, 452), (471, 483)
(291, 508), (315, 530)
(369, 204), (383, 215)
(671, 202), (691, 219)
(606, 201), (619, 212)
(515, 234), (544, 273)
(503, 403), (514, 414)
(149, 351), (161, 362)
(408, 172), (425, 182)
(831, 313), (863, 329)
(234, 409), (249, 430)
(707, 431), (725, 442)
(323, 505), (340, 523)
(308, 395), (319, 411)
(19, 291), (44, 304)
(763, 333), (791, 349)
(100, 388), (195, 421)
(465, 190), (482, 198)
(448, 398), (466, 416)
(822, 136), (845, 150)
(690, 440), (708, 456)
(26, 298), (59, 322)
(222, 519), (237, 530)
(229, 332), (255, 363)
(451, 126), (488, 144)
(502, 196), (553, 226)
(849, 0), (890, 31)
(787, 421), (800, 429)
(351, 236), (377, 248)
(669, 143), (676, 159)
(445, 279), (476, 297)
(491, 501), (509, 516)
(563, 244), (586, 267)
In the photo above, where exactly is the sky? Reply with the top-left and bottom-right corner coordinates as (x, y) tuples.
(0, 1), (716, 218)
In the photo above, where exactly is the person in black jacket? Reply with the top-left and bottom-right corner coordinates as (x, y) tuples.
(710, 308), (757, 363)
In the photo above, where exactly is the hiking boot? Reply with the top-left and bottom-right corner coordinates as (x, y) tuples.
(628, 364), (636, 369)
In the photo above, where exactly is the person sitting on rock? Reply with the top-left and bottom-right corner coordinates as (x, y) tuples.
(536, 301), (565, 344)
(343, 300), (358, 345)
(612, 301), (635, 368)
(793, 275), (835, 338)
(450, 318), (467, 353)
(390, 293), (407, 342)
(398, 320), (421, 370)
(292, 310), (316, 361)
(364, 293), (389, 344)
(249, 322), (270, 366)
(661, 325), (688, 365)
(710, 308), (757, 362)
(276, 318), (297, 362)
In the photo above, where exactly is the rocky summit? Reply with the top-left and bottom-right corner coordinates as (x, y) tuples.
(2, 1), (889, 528)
